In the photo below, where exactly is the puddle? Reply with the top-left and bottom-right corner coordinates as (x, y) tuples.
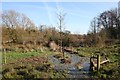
(47, 52), (90, 78)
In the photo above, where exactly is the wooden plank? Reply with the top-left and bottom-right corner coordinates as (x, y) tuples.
(100, 59), (110, 64)
(90, 55), (110, 71)
(93, 59), (109, 67)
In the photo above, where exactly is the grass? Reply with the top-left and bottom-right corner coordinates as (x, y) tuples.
(2, 51), (42, 64)
(75, 45), (120, 78)
(76, 47), (97, 57)
(1, 45), (120, 78)
(2, 48), (67, 78)
(2, 48), (54, 64)
(88, 44), (120, 78)
(2, 62), (67, 78)
(91, 62), (120, 78)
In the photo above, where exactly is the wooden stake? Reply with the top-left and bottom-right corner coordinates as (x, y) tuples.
(90, 57), (92, 71)
(97, 54), (100, 71)
(4, 48), (6, 64)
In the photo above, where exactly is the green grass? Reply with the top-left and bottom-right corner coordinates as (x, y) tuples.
(88, 45), (120, 78)
(2, 51), (40, 64)
(2, 45), (120, 78)
(76, 47), (98, 57)
(2, 49), (54, 64)
(2, 48), (67, 78)
(2, 60), (67, 78)
(75, 45), (120, 78)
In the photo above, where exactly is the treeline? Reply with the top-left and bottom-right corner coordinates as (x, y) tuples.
(2, 8), (120, 48)
(85, 8), (120, 47)
(1, 10), (83, 47)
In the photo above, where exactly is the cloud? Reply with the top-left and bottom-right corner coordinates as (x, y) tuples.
(42, 2), (57, 25)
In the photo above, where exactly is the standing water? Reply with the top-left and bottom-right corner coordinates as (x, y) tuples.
(48, 52), (90, 78)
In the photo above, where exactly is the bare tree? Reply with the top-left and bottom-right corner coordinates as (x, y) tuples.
(88, 8), (120, 47)
(99, 9), (118, 39)
(89, 17), (99, 46)
(2, 10), (35, 43)
(56, 10), (66, 53)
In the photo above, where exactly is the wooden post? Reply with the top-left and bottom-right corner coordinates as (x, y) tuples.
(97, 54), (100, 71)
(4, 48), (6, 64)
(63, 51), (65, 59)
(90, 57), (95, 71)
(90, 57), (92, 71)
(34, 40), (37, 52)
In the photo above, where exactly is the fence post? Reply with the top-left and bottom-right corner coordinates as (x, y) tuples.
(97, 54), (100, 71)
(90, 57), (92, 71)
(4, 48), (6, 64)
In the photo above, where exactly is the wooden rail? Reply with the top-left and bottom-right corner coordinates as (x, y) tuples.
(90, 54), (110, 71)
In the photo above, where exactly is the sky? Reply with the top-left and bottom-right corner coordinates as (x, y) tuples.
(2, 2), (118, 34)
